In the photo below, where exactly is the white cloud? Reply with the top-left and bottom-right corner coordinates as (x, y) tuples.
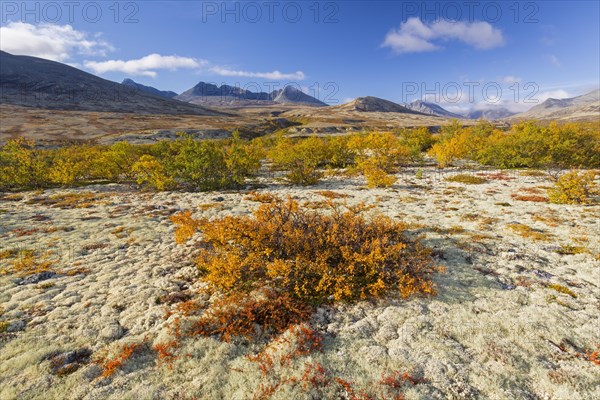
(84, 54), (207, 77)
(0, 22), (306, 80)
(536, 89), (570, 102)
(382, 17), (504, 54)
(502, 75), (522, 84)
(209, 67), (305, 81)
(0, 21), (113, 61)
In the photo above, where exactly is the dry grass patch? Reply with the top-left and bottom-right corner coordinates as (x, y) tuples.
(245, 191), (277, 203)
(27, 192), (108, 209)
(0, 249), (54, 276)
(520, 170), (547, 177)
(511, 193), (549, 202)
(547, 283), (577, 298)
(446, 174), (488, 184)
(506, 223), (552, 241)
(532, 214), (563, 227)
(556, 245), (588, 255)
(477, 172), (514, 181)
(314, 190), (351, 200)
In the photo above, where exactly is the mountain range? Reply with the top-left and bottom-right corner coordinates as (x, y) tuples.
(0, 51), (221, 116)
(121, 78), (178, 99)
(174, 82), (327, 107)
(1, 51), (598, 123)
(405, 100), (464, 118)
(508, 89), (600, 121)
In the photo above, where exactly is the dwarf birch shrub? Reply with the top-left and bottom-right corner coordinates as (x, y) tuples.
(0, 138), (48, 190)
(429, 120), (600, 169)
(173, 197), (439, 305)
(547, 170), (598, 204)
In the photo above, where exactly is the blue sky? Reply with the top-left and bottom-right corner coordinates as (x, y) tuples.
(1, 1), (598, 112)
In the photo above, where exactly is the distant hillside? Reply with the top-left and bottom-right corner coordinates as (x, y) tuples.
(333, 96), (423, 114)
(406, 100), (462, 118)
(121, 78), (178, 99)
(176, 82), (327, 107)
(0, 51), (222, 115)
(467, 107), (516, 120)
(509, 89), (600, 121)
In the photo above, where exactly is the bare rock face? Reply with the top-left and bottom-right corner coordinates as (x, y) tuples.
(0, 51), (223, 115)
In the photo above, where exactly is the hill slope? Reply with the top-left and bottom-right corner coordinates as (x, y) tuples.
(0, 51), (221, 115)
(509, 89), (600, 121)
(332, 96), (423, 114)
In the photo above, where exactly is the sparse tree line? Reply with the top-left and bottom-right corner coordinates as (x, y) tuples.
(1, 121), (598, 200)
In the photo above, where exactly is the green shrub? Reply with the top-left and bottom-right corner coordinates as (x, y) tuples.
(430, 120), (600, 169)
(0, 138), (49, 190)
(397, 127), (435, 161)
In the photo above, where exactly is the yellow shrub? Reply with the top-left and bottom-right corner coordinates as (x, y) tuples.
(170, 210), (202, 244)
(547, 170), (598, 204)
(360, 157), (396, 188)
(176, 197), (438, 304)
(48, 159), (80, 185)
(348, 132), (410, 172)
(131, 155), (175, 191)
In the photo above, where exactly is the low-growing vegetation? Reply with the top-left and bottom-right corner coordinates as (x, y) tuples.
(547, 170), (598, 204)
(428, 120), (600, 169)
(2, 121), (597, 192)
(170, 196), (439, 342)
(446, 174), (488, 185)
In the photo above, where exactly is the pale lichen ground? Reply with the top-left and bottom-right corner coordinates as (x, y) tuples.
(0, 167), (599, 400)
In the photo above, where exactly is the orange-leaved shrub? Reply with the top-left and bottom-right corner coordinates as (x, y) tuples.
(173, 197), (438, 305)
(189, 288), (311, 342)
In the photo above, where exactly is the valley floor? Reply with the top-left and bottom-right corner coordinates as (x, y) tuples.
(0, 167), (599, 399)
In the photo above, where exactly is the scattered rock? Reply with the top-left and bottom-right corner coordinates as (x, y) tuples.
(7, 319), (26, 332)
(18, 271), (58, 285)
(158, 290), (192, 305)
(100, 321), (124, 342)
(531, 269), (553, 280)
(48, 349), (92, 376)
